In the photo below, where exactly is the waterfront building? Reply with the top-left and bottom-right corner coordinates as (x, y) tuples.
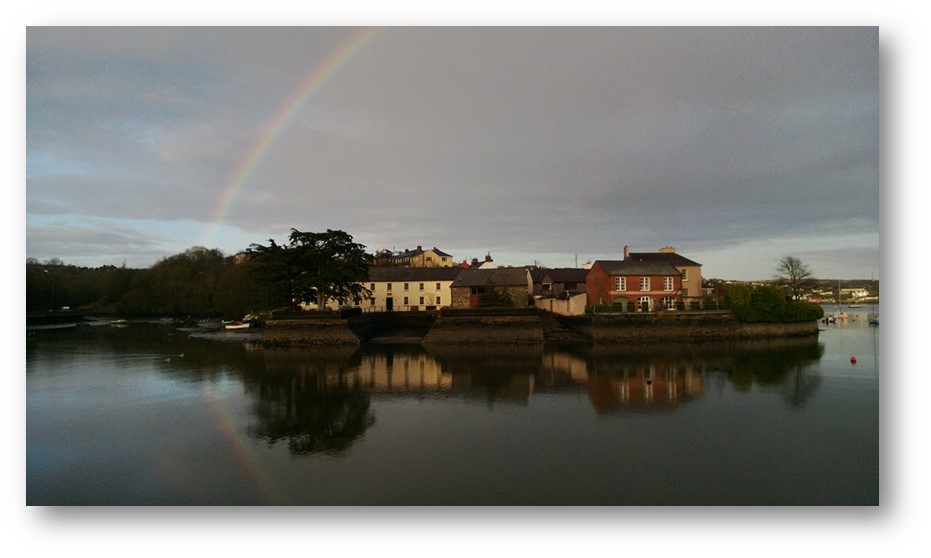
(586, 245), (702, 311)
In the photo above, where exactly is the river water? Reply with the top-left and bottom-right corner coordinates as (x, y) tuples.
(26, 309), (879, 505)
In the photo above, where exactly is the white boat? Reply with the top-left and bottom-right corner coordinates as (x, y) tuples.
(833, 281), (847, 320)
(225, 321), (251, 330)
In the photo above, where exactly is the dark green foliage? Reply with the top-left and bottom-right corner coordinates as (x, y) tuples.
(477, 286), (515, 307)
(247, 228), (373, 310)
(725, 284), (823, 323)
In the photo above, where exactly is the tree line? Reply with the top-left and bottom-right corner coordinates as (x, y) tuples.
(26, 229), (373, 318)
(27, 232), (828, 324)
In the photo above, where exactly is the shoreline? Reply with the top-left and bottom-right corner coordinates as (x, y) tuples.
(258, 310), (820, 347)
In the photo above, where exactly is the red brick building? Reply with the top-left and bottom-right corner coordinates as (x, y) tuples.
(586, 259), (685, 311)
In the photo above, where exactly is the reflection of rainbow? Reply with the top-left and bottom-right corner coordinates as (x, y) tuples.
(202, 27), (380, 249)
(204, 384), (290, 504)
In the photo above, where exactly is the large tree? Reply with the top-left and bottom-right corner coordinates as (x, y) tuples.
(248, 229), (372, 310)
(775, 256), (814, 300)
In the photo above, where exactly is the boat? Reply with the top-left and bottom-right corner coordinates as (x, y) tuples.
(110, 319), (128, 327)
(224, 321), (251, 330)
(832, 281), (847, 321)
(868, 315), (879, 326)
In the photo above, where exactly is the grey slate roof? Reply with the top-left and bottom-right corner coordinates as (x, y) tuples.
(543, 268), (589, 283)
(628, 252), (701, 267)
(594, 260), (682, 276)
(453, 267), (530, 288)
(367, 266), (464, 282)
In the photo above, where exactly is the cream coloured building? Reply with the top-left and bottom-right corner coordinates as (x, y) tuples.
(361, 266), (463, 312)
(382, 246), (455, 267)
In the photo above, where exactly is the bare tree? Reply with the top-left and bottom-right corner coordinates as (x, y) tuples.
(776, 256), (814, 300)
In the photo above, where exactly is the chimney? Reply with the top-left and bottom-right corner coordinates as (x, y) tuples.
(471, 257), (479, 265)
(484, 253), (492, 262)
(416, 245), (422, 251)
(659, 246), (676, 254)
(623, 245), (630, 260)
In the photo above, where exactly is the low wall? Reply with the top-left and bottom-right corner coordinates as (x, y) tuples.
(424, 315), (545, 345)
(565, 312), (818, 342)
(262, 319), (361, 347)
(259, 312), (819, 346)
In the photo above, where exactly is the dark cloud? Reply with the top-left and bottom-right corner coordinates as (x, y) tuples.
(26, 27), (879, 279)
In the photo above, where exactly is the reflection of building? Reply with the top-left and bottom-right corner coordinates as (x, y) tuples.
(587, 363), (706, 413)
(357, 349), (452, 393)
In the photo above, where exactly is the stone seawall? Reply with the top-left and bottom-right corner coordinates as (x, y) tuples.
(262, 319), (361, 347)
(259, 312), (819, 346)
(565, 312), (819, 342)
(423, 315), (545, 345)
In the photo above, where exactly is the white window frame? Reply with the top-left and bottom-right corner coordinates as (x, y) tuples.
(664, 276), (674, 291)
(615, 277), (627, 291)
(640, 277), (650, 291)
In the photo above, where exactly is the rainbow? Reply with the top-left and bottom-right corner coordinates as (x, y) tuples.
(202, 27), (380, 249)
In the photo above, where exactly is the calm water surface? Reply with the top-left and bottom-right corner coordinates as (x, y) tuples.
(26, 311), (879, 505)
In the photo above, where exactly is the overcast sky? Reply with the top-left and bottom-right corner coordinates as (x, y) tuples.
(26, 26), (879, 279)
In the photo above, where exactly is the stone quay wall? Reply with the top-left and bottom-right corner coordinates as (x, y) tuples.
(564, 312), (819, 343)
(260, 311), (819, 346)
(423, 315), (545, 345)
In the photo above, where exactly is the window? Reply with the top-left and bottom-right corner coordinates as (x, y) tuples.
(662, 296), (675, 310)
(543, 282), (552, 292)
(435, 282), (441, 290)
(403, 296), (409, 305)
(682, 288), (689, 297)
(664, 277), (674, 291)
(419, 296), (425, 305)
(638, 296), (652, 311)
(370, 283), (375, 291)
(615, 277), (627, 291)
(404, 283), (409, 291)
(435, 296), (441, 305)
(640, 277), (650, 291)
(681, 269), (688, 281)
(387, 283), (392, 292)
(370, 298), (375, 306)
(419, 282), (424, 291)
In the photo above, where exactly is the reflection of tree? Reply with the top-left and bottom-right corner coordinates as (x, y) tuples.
(783, 365), (822, 408)
(723, 339), (823, 397)
(246, 348), (375, 456)
(576, 337), (825, 413)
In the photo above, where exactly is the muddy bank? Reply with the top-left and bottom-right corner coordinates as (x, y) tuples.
(262, 318), (361, 347)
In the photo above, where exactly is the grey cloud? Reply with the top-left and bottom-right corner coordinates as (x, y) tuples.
(26, 27), (879, 278)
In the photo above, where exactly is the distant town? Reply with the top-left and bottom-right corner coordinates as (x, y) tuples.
(313, 243), (879, 317)
(26, 239), (879, 320)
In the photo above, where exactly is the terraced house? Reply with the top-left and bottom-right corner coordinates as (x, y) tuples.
(586, 245), (702, 311)
(364, 266), (464, 312)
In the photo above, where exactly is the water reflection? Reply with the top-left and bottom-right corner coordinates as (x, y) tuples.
(210, 337), (825, 456)
(245, 347), (374, 456)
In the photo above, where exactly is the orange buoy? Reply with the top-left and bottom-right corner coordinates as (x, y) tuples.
(850, 356), (857, 364)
